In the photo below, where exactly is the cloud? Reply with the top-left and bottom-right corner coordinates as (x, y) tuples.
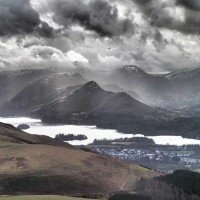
(133, 0), (200, 35)
(67, 51), (89, 63)
(176, 0), (200, 11)
(152, 30), (168, 52)
(0, 0), (200, 74)
(31, 45), (65, 59)
(0, 0), (54, 37)
(50, 0), (134, 37)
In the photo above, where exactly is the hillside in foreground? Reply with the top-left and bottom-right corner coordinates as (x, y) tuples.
(0, 122), (157, 196)
(0, 196), (93, 200)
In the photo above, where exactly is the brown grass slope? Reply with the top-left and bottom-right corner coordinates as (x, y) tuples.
(0, 123), (157, 195)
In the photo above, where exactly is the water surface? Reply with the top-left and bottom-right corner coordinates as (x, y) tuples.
(1, 117), (200, 146)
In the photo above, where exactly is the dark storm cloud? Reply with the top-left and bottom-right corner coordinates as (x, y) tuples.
(154, 30), (163, 42)
(153, 30), (168, 51)
(0, 0), (54, 37)
(176, 0), (200, 11)
(133, 0), (200, 35)
(51, 0), (134, 37)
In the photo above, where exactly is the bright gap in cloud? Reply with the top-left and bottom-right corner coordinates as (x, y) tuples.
(67, 51), (89, 63)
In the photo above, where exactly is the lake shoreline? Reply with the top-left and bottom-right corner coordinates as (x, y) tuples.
(0, 117), (200, 146)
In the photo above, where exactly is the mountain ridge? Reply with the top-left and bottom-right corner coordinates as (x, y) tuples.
(35, 81), (154, 123)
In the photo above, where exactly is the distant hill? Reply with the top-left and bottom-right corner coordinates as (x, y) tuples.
(0, 69), (49, 106)
(106, 65), (171, 105)
(0, 71), (86, 116)
(0, 122), (157, 195)
(102, 83), (140, 100)
(106, 65), (200, 108)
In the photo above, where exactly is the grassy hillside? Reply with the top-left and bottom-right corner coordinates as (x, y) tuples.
(0, 196), (94, 200)
(0, 122), (157, 196)
(0, 122), (70, 147)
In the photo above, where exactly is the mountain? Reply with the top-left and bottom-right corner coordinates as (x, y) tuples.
(0, 69), (50, 106)
(35, 81), (154, 124)
(164, 68), (200, 105)
(100, 65), (200, 108)
(98, 65), (173, 106)
(2, 66), (200, 112)
(0, 122), (157, 195)
(0, 71), (86, 116)
(111, 65), (170, 93)
(102, 83), (140, 100)
(2, 68), (200, 138)
(31, 81), (200, 139)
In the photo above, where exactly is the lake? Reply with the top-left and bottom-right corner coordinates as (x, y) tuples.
(1, 117), (200, 146)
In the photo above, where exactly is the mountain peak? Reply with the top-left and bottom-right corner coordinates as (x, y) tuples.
(122, 65), (146, 74)
(81, 81), (101, 91)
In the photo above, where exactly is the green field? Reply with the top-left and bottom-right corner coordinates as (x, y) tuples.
(0, 196), (95, 200)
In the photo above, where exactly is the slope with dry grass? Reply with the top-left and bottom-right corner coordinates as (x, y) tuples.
(0, 122), (157, 196)
(0, 196), (94, 200)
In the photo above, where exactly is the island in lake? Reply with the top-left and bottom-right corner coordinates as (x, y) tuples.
(55, 133), (88, 141)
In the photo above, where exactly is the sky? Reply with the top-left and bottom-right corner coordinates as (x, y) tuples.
(0, 0), (200, 73)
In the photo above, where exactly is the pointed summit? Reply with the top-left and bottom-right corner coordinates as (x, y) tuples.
(81, 81), (102, 91)
(122, 65), (146, 74)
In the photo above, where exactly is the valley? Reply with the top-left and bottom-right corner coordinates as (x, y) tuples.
(0, 67), (200, 199)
